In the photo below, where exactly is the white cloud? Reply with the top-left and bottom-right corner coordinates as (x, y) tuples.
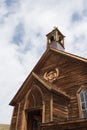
(0, 0), (87, 124)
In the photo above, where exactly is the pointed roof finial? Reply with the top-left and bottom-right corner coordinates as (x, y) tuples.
(53, 26), (58, 30)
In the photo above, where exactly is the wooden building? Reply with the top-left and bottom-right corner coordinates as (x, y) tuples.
(9, 27), (87, 130)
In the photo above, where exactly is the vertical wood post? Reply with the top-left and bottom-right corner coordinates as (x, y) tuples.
(50, 95), (53, 121)
(21, 110), (27, 130)
(42, 101), (45, 123)
(56, 30), (59, 41)
(16, 103), (20, 130)
(21, 95), (28, 130)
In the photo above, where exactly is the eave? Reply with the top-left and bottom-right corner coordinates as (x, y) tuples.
(32, 72), (70, 100)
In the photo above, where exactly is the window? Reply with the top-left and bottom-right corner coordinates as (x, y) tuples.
(80, 90), (87, 118)
(50, 36), (55, 42)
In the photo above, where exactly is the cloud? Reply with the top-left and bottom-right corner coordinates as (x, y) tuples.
(0, 0), (87, 124)
(12, 22), (25, 45)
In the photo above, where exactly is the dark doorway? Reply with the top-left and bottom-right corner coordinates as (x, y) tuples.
(27, 110), (42, 130)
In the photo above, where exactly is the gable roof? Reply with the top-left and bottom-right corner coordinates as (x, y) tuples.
(46, 27), (65, 37)
(9, 48), (87, 106)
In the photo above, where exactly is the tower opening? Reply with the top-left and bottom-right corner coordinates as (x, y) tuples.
(46, 27), (65, 51)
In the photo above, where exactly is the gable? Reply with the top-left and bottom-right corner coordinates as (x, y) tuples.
(34, 48), (87, 96)
(10, 48), (87, 105)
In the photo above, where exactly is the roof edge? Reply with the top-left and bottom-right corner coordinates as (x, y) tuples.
(50, 48), (87, 63)
(32, 72), (70, 99)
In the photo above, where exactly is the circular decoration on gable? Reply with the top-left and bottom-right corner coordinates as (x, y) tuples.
(43, 68), (59, 83)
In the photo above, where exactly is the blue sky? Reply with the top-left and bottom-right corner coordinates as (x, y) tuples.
(5, 0), (16, 6)
(12, 22), (25, 45)
(0, 0), (87, 124)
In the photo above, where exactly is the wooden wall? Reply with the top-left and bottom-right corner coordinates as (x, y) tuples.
(17, 100), (25, 130)
(44, 93), (52, 122)
(10, 81), (87, 130)
(53, 93), (69, 122)
(10, 86), (83, 130)
(10, 99), (25, 130)
(52, 90), (83, 122)
(68, 97), (79, 120)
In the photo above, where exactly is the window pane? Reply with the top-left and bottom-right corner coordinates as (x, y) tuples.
(80, 92), (84, 102)
(86, 102), (87, 109)
(83, 110), (87, 118)
(85, 91), (87, 101)
(82, 103), (85, 109)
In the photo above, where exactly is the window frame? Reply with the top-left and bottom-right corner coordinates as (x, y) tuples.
(77, 85), (87, 118)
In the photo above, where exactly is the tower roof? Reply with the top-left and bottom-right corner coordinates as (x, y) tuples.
(46, 27), (65, 37)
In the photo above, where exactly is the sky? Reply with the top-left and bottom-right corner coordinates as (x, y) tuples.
(0, 0), (87, 124)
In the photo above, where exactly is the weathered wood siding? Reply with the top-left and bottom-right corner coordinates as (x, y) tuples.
(17, 100), (25, 130)
(53, 94), (68, 122)
(68, 97), (79, 119)
(41, 119), (87, 130)
(10, 99), (25, 130)
(44, 93), (51, 122)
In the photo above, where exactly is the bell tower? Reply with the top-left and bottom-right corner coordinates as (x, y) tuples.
(46, 27), (65, 51)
